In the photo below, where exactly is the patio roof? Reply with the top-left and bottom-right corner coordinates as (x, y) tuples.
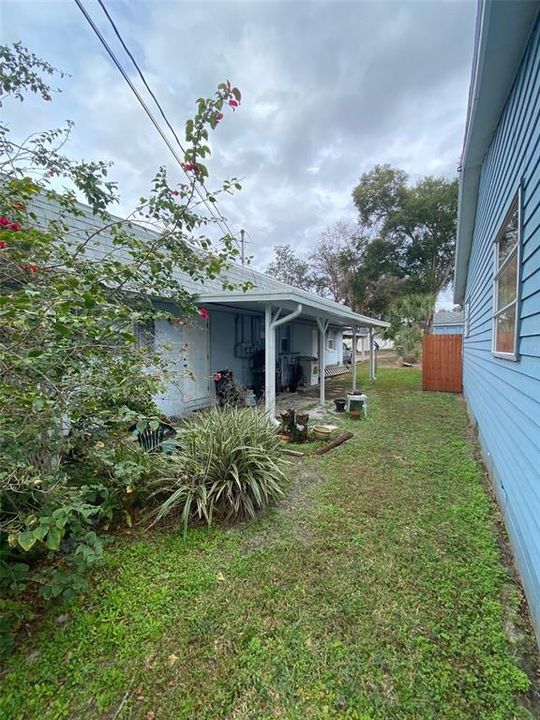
(196, 290), (389, 329)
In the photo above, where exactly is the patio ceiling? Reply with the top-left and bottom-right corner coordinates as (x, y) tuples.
(195, 291), (389, 330)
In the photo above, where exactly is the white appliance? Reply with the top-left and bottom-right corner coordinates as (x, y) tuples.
(299, 357), (319, 386)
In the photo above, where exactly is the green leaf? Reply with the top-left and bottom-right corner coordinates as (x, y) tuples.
(32, 397), (45, 411)
(18, 531), (37, 551)
(52, 322), (70, 337)
(33, 524), (49, 541)
(136, 420), (147, 434)
(45, 527), (63, 551)
(83, 292), (96, 308)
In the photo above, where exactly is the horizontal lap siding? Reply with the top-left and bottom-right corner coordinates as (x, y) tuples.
(432, 324), (464, 335)
(464, 18), (540, 640)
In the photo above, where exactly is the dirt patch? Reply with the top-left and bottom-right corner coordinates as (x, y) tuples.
(242, 460), (326, 551)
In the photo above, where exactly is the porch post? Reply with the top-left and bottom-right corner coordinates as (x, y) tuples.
(361, 335), (365, 361)
(369, 326), (374, 380)
(317, 318), (329, 408)
(265, 303), (303, 424)
(352, 325), (357, 393)
(264, 304), (276, 421)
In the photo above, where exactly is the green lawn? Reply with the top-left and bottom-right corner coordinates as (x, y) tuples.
(2, 368), (538, 720)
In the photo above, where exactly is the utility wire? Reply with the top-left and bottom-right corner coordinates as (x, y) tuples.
(96, 0), (232, 233)
(73, 0), (237, 243)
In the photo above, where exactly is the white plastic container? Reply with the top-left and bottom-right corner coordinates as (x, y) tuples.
(347, 393), (368, 415)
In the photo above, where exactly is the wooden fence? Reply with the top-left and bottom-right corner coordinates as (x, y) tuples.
(422, 334), (463, 393)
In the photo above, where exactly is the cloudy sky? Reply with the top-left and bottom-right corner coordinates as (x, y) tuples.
(3, 0), (476, 305)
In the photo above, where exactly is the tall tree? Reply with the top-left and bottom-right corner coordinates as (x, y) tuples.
(352, 236), (404, 316)
(265, 244), (312, 290)
(352, 164), (458, 324)
(310, 220), (363, 305)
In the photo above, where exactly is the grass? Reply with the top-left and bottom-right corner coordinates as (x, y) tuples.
(1, 368), (538, 719)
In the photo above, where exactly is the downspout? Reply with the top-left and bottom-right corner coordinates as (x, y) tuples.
(264, 303), (302, 425)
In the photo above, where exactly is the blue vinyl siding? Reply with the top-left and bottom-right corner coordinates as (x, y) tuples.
(463, 18), (540, 638)
(432, 324), (464, 335)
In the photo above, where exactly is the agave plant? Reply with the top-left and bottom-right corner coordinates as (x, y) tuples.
(150, 408), (287, 533)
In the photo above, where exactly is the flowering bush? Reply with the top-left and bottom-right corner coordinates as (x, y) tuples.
(0, 43), (245, 606)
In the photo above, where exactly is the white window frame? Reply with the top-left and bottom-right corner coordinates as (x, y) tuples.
(464, 301), (470, 338)
(326, 328), (336, 351)
(492, 189), (521, 361)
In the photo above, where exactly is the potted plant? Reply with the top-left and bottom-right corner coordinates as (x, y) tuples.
(334, 398), (346, 412)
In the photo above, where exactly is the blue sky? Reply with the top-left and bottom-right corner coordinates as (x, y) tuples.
(2, 0), (476, 307)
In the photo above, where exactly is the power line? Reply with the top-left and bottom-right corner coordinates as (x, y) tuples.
(73, 0), (237, 243)
(94, 0), (238, 244)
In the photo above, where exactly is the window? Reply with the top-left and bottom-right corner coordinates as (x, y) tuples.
(279, 325), (291, 354)
(326, 329), (336, 351)
(464, 301), (470, 338)
(493, 193), (520, 358)
(135, 319), (155, 353)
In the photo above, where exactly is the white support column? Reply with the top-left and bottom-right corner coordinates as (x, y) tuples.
(317, 318), (329, 408)
(361, 335), (365, 361)
(369, 326), (374, 380)
(352, 325), (357, 394)
(264, 303), (302, 424)
(264, 305), (276, 422)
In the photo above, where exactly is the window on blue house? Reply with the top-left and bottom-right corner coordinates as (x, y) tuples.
(493, 194), (520, 358)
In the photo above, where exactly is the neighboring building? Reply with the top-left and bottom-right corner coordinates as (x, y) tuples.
(432, 309), (464, 335)
(343, 329), (393, 360)
(454, 0), (540, 641)
(31, 195), (388, 421)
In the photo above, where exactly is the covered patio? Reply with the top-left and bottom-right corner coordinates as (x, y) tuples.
(197, 289), (389, 423)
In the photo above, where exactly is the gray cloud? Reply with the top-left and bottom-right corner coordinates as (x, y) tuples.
(3, 0), (475, 286)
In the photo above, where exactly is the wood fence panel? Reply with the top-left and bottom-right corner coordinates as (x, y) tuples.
(422, 334), (463, 393)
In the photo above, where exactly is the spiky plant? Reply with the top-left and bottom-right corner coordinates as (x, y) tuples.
(151, 408), (287, 533)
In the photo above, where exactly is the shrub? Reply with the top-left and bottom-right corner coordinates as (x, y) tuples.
(1, 41), (245, 607)
(0, 437), (160, 601)
(395, 324), (423, 363)
(151, 408), (287, 533)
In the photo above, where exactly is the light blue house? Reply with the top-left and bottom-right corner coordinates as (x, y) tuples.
(454, 0), (540, 642)
(30, 194), (387, 421)
(432, 309), (464, 335)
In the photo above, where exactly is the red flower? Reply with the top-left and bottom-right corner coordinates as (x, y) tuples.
(198, 307), (209, 320)
(20, 263), (39, 273)
(228, 99), (239, 108)
(182, 162), (198, 172)
(170, 190), (180, 197)
(215, 112), (224, 122)
(0, 241), (8, 250)
(0, 217), (21, 231)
